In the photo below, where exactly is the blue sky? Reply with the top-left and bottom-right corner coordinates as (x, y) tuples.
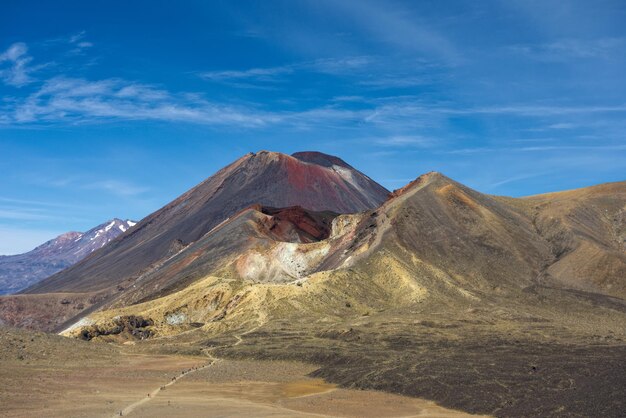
(1, 0), (625, 254)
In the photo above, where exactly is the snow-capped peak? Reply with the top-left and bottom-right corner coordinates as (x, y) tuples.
(118, 219), (137, 233)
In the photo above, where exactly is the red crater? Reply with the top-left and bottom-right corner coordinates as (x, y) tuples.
(261, 206), (337, 242)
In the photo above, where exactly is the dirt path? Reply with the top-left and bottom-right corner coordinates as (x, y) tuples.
(114, 321), (260, 417)
(111, 359), (217, 417)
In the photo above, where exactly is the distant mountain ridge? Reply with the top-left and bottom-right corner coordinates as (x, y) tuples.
(0, 219), (136, 295)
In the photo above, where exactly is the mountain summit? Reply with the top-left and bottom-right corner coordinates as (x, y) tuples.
(0, 219), (136, 295)
(24, 151), (389, 296)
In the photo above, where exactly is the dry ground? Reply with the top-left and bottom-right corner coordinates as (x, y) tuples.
(0, 327), (480, 418)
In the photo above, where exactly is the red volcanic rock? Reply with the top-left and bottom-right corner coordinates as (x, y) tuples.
(261, 206), (337, 242)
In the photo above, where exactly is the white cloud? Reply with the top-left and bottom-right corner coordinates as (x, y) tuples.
(82, 180), (150, 197)
(365, 102), (626, 118)
(199, 56), (372, 85)
(488, 172), (550, 188)
(510, 38), (626, 61)
(0, 208), (53, 221)
(447, 144), (626, 155)
(5, 69), (626, 130)
(199, 55), (438, 91)
(309, 56), (373, 74)
(4, 76), (278, 126)
(358, 75), (431, 89)
(372, 135), (435, 147)
(199, 66), (294, 82)
(0, 197), (82, 209)
(518, 145), (626, 152)
(0, 42), (34, 86)
(28, 175), (150, 197)
(2, 41), (626, 136)
(315, 0), (460, 63)
(0, 199), (88, 222)
(67, 31), (93, 54)
(547, 123), (575, 129)
(69, 31), (86, 44)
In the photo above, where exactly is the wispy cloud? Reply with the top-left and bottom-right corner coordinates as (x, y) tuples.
(0, 196), (82, 209)
(364, 102), (626, 118)
(42, 30), (94, 56)
(31, 175), (150, 197)
(0, 43), (35, 86)
(68, 31), (93, 54)
(0, 207), (53, 221)
(3, 75), (277, 126)
(488, 171), (551, 188)
(372, 135), (436, 147)
(510, 38), (626, 61)
(199, 65), (294, 82)
(311, 56), (374, 74)
(82, 180), (149, 197)
(547, 123), (575, 130)
(335, 0), (460, 62)
(358, 75), (432, 89)
(5, 65), (626, 131)
(199, 56), (373, 85)
(447, 144), (626, 155)
(518, 144), (626, 152)
(283, 101), (626, 131)
(2, 38), (626, 138)
(199, 55), (438, 90)
(22, 172), (150, 198)
(0, 201), (89, 223)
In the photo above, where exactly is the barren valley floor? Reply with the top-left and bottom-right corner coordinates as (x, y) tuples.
(0, 328), (480, 418)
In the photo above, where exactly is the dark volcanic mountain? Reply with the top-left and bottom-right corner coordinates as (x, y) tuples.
(24, 151), (389, 296)
(0, 219), (136, 295)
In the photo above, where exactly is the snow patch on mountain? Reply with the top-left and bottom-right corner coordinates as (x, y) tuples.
(0, 217), (138, 294)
